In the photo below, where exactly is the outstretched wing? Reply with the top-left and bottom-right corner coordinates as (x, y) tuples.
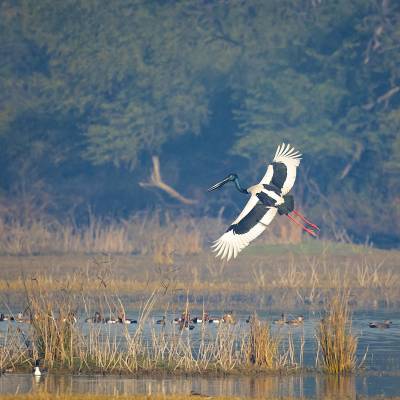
(212, 205), (277, 261)
(260, 143), (302, 195)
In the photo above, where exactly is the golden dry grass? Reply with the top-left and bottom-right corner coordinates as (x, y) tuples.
(316, 292), (358, 373)
(0, 213), (203, 258)
(1, 241), (399, 312)
(245, 316), (280, 369)
(1, 211), (399, 298)
(0, 210), (310, 258)
(2, 394), (399, 400)
(0, 395), (246, 400)
(0, 278), (307, 375)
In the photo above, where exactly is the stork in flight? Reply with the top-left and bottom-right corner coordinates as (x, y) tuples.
(208, 143), (319, 261)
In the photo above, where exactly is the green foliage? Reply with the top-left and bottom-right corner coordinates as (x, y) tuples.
(0, 0), (399, 244)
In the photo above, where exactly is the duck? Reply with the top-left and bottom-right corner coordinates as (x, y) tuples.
(118, 317), (137, 324)
(180, 322), (195, 331)
(16, 312), (24, 322)
(85, 311), (103, 323)
(273, 313), (286, 325)
(33, 359), (41, 376)
(208, 317), (220, 324)
(156, 316), (166, 325)
(369, 320), (392, 329)
(193, 311), (209, 324)
(222, 313), (236, 324)
(62, 313), (77, 324)
(286, 316), (304, 326)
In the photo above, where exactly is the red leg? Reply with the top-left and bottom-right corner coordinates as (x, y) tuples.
(292, 210), (320, 231)
(287, 214), (318, 237)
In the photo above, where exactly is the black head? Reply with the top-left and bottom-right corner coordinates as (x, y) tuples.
(207, 173), (237, 192)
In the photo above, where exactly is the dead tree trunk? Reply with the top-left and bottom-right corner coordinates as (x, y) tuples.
(139, 156), (197, 205)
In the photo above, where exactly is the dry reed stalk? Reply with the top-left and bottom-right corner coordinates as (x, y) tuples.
(316, 292), (357, 373)
(245, 316), (280, 369)
(0, 326), (31, 371)
(0, 394), (256, 400)
(23, 278), (79, 368)
(0, 212), (203, 256)
(212, 324), (238, 371)
(153, 237), (175, 265)
(277, 258), (306, 288)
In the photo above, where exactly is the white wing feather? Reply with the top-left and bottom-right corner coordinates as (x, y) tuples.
(231, 195), (259, 225)
(212, 208), (278, 261)
(260, 142), (302, 195)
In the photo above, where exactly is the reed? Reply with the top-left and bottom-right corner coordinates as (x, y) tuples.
(245, 316), (302, 370)
(23, 280), (79, 369)
(1, 276), (312, 375)
(0, 394), (252, 400)
(316, 292), (358, 373)
(246, 316), (280, 369)
(0, 326), (30, 372)
(0, 207), (309, 258)
(0, 213), (203, 257)
(1, 248), (399, 311)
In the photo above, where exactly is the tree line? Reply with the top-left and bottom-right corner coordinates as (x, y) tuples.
(0, 0), (399, 247)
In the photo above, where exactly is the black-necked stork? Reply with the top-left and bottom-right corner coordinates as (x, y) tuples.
(208, 143), (319, 261)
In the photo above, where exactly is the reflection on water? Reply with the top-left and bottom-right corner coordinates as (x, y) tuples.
(0, 373), (399, 398)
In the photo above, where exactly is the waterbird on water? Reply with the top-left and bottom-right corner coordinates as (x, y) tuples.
(208, 143), (319, 261)
(286, 315), (304, 326)
(33, 359), (41, 376)
(156, 316), (166, 325)
(369, 320), (392, 329)
(274, 313), (286, 325)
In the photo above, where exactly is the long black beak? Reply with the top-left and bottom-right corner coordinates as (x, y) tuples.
(207, 176), (231, 192)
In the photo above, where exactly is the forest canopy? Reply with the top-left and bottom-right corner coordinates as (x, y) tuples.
(0, 0), (399, 247)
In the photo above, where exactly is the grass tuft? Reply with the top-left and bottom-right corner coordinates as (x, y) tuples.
(316, 292), (358, 374)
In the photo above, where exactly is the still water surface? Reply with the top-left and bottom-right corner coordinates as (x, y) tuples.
(1, 373), (400, 398)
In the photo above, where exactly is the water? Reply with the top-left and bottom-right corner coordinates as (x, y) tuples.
(1, 373), (400, 398)
(0, 308), (399, 398)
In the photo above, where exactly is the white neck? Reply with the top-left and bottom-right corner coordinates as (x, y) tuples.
(34, 366), (41, 376)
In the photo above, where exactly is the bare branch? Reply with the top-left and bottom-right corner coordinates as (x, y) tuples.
(339, 142), (364, 180)
(139, 156), (198, 205)
(377, 86), (400, 105)
(363, 86), (399, 110)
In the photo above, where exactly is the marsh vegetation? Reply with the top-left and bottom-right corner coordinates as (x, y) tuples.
(0, 215), (398, 316)
(0, 273), (369, 377)
(0, 216), (398, 397)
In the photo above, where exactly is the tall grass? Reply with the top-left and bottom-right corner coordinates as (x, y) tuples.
(24, 282), (78, 369)
(316, 292), (358, 373)
(0, 326), (30, 372)
(0, 213), (203, 257)
(246, 316), (280, 369)
(0, 277), (310, 375)
(0, 394), (256, 400)
(0, 209), (307, 257)
(245, 316), (303, 370)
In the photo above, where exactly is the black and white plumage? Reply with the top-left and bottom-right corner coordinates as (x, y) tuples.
(208, 143), (312, 261)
